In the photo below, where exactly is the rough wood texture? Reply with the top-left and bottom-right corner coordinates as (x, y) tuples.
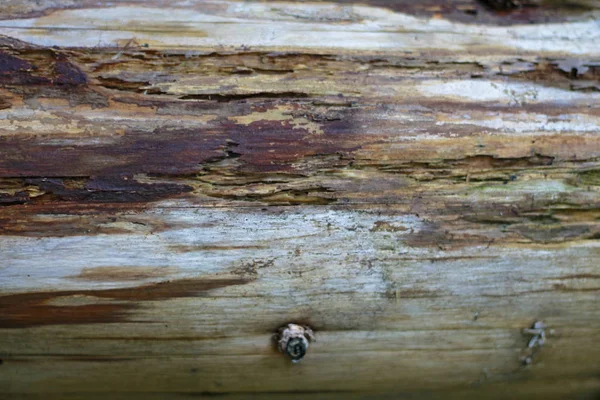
(1, 1), (599, 398)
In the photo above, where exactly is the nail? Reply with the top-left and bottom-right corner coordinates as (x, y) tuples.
(277, 323), (315, 362)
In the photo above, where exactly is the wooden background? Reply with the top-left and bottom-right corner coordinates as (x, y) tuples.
(1, 0), (599, 398)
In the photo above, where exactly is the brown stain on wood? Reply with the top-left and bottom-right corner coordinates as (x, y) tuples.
(394, 289), (442, 299)
(370, 221), (409, 232)
(0, 301), (135, 330)
(169, 245), (268, 252)
(25, 176), (194, 203)
(0, 277), (250, 329)
(482, 286), (600, 297)
(61, 356), (137, 363)
(70, 266), (180, 282)
(0, 204), (199, 237)
(73, 335), (229, 341)
(546, 274), (600, 280)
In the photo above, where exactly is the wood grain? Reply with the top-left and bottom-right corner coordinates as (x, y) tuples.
(0, 0), (599, 398)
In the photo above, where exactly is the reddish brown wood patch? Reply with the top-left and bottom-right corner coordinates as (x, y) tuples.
(0, 277), (250, 328)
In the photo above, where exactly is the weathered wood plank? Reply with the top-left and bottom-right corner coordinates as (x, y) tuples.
(0, 0), (599, 398)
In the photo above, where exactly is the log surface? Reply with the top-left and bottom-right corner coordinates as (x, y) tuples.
(1, 1), (600, 398)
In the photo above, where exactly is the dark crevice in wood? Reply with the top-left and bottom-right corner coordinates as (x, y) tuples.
(179, 92), (312, 102)
(205, 187), (337, 205)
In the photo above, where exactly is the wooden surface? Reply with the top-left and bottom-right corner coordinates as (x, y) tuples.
(1, 0), (600, 398)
